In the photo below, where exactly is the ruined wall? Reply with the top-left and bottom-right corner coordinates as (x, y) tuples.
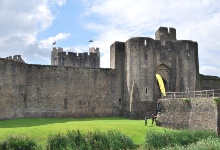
(157, 98), (219, 133)
(0, 59), (118, 120)
(0, 59), (27, 120)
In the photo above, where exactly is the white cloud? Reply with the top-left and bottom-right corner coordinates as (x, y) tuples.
(80, 0), (220, 77)
(200, 66), (220, 77)
(0, 0), (68, 64)
(39, 33), (71, 48)
(49, 0), (66, 6)
(0, 0), (219, 77)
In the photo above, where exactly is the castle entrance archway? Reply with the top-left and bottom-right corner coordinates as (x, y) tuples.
(156, 75), (167, 99)
(156, 64), (170, 99)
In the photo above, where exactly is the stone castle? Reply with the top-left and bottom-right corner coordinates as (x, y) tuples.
(51, 47), (100, 68)
(0, 27), (219, 120)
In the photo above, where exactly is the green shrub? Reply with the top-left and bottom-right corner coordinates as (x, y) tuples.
(47, 132), (67, 150)
(85, 130), (109, 150)
(213, 97), (220, 103)
(107, 130), (136, 150)
(145, 129), (216, 149)
(0, 136), (37, 150)
(46, 129), (136, 150)
(162, 137), (220, 150)
(182, 98), (191, 104)
(185, 137), (220, 150)
(66, 130), (87, 149)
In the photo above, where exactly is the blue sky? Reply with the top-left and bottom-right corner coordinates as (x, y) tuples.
(0, 0), (220, 77)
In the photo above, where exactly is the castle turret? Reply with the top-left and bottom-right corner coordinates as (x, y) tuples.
(51, 47), (63, 65)
(51, 47), (100, 68)
(155, 27), (176, 41)
(110, 41), (125, 116)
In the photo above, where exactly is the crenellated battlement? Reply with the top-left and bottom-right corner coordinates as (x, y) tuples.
(155, 26), (176, 41)
(5, 55), (25, 63)
(51, 47), (100, 68)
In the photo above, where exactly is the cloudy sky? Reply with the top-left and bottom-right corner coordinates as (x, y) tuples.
(0, 0), (219, 77)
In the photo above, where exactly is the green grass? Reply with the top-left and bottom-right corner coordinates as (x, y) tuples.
(0, 117), (156, 147)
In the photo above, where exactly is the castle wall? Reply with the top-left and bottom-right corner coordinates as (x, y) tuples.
(51, 47), (100, 68)
(0, 59), (27, 120)
(157, 98), (219, 134)
(110, 42), (125, 116)
(124, 37), (156, 119)
(154, 40), (199, 92)
(172, 40), (199, 92)
(200, 75), (220, 90)
(122, 35), (199, 119)
(201, 79), (220, 90)
(0, 59), (119, 120)
(24, 66), (117, 118)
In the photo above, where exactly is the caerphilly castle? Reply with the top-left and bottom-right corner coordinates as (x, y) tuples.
(0, 27), (219, 120)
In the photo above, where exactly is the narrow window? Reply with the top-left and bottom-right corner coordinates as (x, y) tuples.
(146, 87), (148, 95)
(119, 99), (122, 107)
(144, 40), (147, 45)
(64, 98), (67, 109)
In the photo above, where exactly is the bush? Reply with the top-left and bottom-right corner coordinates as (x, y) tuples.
(162, 137), (220, 150)
(47, 132), (68, 150)
(46, 129), (136, 150)
(66, 130), (87, 149)
(0, 136), (37, 150)
(107, 130), (136, 150)
(145, 129), (216, 149)
(185, 137), (220, 150)
(85, 130), (109, 150)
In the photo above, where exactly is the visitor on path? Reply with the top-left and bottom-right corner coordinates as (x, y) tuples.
(151, 113), (157, 125)
(144, 115), (147, 126)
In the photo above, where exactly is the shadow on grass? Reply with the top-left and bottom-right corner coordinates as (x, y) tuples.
(0, 117), (126, 128)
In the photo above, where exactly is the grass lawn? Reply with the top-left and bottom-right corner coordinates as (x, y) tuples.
(0, 117), (158, 147)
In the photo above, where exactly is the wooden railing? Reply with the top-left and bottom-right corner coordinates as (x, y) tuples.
(163, 89), (220, 99)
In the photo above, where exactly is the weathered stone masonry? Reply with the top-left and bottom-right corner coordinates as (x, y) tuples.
(157, 98), (220, 135)
(0, 59), (118, 119)
(0, 26), (219, 121)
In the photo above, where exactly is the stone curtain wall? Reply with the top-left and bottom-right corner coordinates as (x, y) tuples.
(158, 98), (220, 134)
(200, 74), (220, 90)
(201, 79), (220, 90)
(0, 59), (118, 120)
(0, 59), (27, 120)
(188, 98), (217, 131)
(25, 65), (117, 118)
(157, 99), (191, 129)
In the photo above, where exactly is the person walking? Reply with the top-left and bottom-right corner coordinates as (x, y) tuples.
(151, 113), (157, 125)
(144, 115), (147, 126)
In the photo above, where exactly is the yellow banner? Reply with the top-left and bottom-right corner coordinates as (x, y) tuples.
(156, 74), (166, 96)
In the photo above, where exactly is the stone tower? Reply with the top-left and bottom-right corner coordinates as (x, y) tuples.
(111, 27), (200, 118)
(51, 47), (100, 68)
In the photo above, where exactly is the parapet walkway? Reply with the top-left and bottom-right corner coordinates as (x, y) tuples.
(162, 89), (220, 99)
